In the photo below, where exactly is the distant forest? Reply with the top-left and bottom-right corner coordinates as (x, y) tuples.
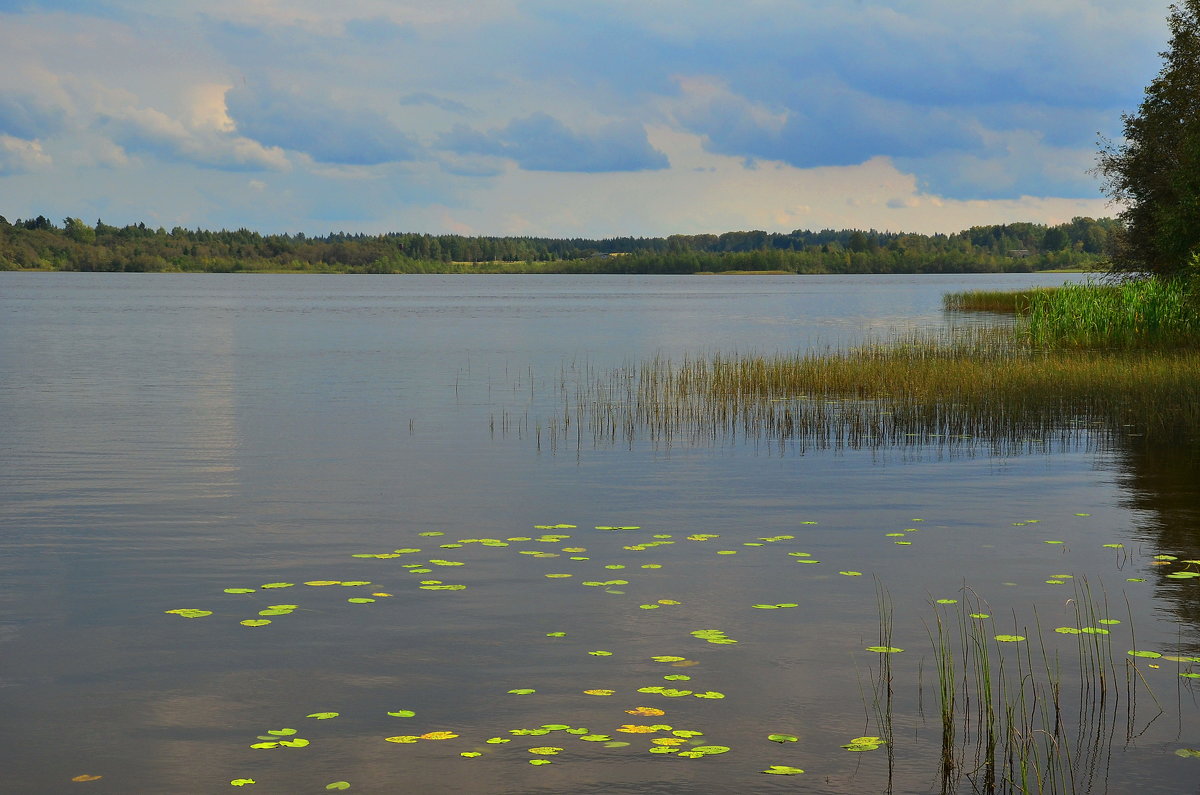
(0, 214), (1118, 274)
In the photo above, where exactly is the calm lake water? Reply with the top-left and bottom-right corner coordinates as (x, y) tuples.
(1, 272), (1197, 793)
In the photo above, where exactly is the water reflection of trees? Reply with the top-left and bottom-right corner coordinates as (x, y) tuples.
(1110, 434), (1200, 651)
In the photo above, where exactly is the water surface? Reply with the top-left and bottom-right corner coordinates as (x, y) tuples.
(2, 272), (1196, 793)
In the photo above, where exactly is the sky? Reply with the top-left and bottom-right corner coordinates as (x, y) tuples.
(0, 0), (1174, 238)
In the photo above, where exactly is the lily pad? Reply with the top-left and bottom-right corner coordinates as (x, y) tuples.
(762, 765), (805, 775)
(866, 646), (903, 653)
(768, 734), (799, 743)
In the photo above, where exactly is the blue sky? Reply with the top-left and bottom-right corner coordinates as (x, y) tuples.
(0, 0), (1171, 237)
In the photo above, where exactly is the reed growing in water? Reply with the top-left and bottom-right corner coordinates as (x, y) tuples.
(538, 279), (1200, 454)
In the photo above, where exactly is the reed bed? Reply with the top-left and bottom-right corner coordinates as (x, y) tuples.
(540, 328), (1200, 455)
(943, 287), (1062, 314)
(1023, 278), (1200, 349)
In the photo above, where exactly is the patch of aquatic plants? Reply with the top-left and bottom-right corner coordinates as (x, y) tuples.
(947, 278), (1200, 349)
(943, 287), (1064, 314)
(532, 326), (1200, 455)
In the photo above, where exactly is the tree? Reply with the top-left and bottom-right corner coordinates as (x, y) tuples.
(1097, 1), (1200, 277)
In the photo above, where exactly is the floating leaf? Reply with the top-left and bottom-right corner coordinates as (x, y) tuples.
(528, 747), (563, 755)
(768, 734), (799, 743)
(385, 736), (419, 743)
(651, 656), (685, 662)
(1055, 627), (1082, 635)
(387, 710), (415, 718)
(663, 674), (691, 681)
(224, 588), (256, 594)
(994, 635), (1026, 643)
(693, 691), (725, 699)
(1098, 619), (1121, 625)
(969, 613), (990, 619)
(1180, 673), (1200, 679)
(588, 650), (613, 656)
(528, 759), (552, 766)
(935, 599), (958, 605)
(839, 571), (863, 576)
(1101, 543), (1124, 549)
(307, 712), (339, 719)
(460, 751), (482, 758)
(579, 735), (612, 742)
(1174, 748), (1200, 758)
(419, 731), (458, 740)
(583, 689), (614, 696)
(689, 745), (730, 756)
(1127, 650), (1162, 658)
(347, 598), (375, 604)
(546, 632), (566, 637)
(673, 730), (704, 738)
(165, 609), (212, 619)
(249, 742), (279, 749)
(507, 689), (536, 695)
(617, 725), (657, 734)
(485, 737), (510, 744)
(267, 728), (297, 736)
(325, 783), (350, 791)
(626, 707), (665, 716)
(260, 583), (295, 589)
(279, 738), (309, 748)
(230, 780), (256, 787)
(72, 774), (103, 782)
(762, 766), (805, 775)
(240, 619), (271, 627)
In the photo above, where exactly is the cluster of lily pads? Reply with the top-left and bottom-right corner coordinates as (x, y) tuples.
(157, 513), (1199, 789)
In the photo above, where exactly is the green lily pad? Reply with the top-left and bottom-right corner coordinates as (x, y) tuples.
(994, 635), (1026, 642)
(278, 738), (309, 748)
(866, 646), (903, 653)
(1127, 650), (1162, 658)
(307, 712), (339, 719)
(762, 765), (805, 775)
(768, 734), (799, 743)
(387, 710), (415, 718)
(507, 689), (536, 695)
(223, 588), (256, 594)
(240, 619), (271, 627)
(165, 609), (213, 619)
(325, 783), (350, 791)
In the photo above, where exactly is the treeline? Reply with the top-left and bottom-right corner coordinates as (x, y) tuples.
(0, 214), (1119, 274)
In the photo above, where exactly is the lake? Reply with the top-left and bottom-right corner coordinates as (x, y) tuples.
(1, 272), (1197, 793)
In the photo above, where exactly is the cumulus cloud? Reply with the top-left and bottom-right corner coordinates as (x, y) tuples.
(0, 133), (52, 174)
(438, 112), (668, 172)
(225, 83), (419, 165)
(100, 104), (289, 172)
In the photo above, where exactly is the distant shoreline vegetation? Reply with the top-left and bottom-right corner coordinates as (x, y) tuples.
(0, 214), (1116, 275)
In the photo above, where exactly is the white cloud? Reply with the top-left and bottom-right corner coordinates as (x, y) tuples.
(0, 134), (52, 174)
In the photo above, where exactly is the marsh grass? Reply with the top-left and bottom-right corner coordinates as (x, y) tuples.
(946, 278), (1200, 348)
(537, 327), (1200, 455)
(1023, 278), (1200, 349)
(943, 288), (1062, 314)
